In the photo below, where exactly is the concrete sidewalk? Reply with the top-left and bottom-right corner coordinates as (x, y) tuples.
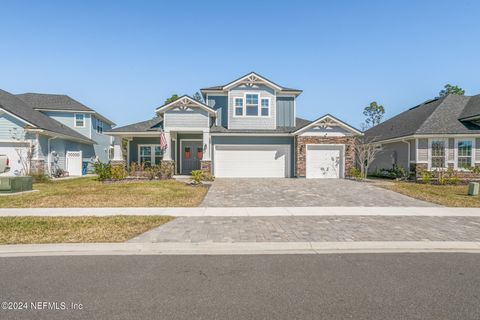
(0, 206), (479, 217)
(1, 241), (480, 257)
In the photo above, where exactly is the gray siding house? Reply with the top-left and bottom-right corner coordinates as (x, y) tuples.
(0, 90), (115, 176)
(365, 94), (480, 178)
(108, 72), (361, 179)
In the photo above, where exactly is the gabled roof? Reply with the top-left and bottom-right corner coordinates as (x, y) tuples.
(0, 89), (94, 143)
(155, 95), (216, 114)
(292, 114), (362, 135)
(16, 93), (115, 125)
(107, 117), (163, 133)
(200, 72), (302, 96)
(364, 94), (480, 142)
(459, 94), (480, 120)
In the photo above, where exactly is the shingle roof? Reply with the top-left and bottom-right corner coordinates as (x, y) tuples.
(107, 117), (163, 133)
(16, 93), (115, 125)
(0, 89), (94, 143)
(210, 117), (311, 134)
(364, 94), (480, 141)
(459, 94), (480, 120)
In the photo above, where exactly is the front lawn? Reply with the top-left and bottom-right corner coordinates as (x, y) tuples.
(0, 216), (173, 244)
(0, 177), (207, 208)
(382, 182), (480, 207)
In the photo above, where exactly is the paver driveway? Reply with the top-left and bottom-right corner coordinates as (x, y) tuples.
(200, 178), (435, 207)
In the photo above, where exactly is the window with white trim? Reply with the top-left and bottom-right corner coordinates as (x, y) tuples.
(75, 113), (85, 127)
(96, 118), (104, 134)
(457, 140), (473, 169)
(138, 145), (162, 166)
(234, 98), (243, 116)
(261, 98), (269, 116)
(431, 140), (446, 169)
(245, 94), (259, 116)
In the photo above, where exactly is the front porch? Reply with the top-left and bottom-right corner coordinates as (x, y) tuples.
(111, 130), (212, 175)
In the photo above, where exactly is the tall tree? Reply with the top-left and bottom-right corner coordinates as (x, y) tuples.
(192, 92), (203, 102)
(362, 101), (385, 130)
(438, 84), (465, 97)
(164, 94), (179, 104)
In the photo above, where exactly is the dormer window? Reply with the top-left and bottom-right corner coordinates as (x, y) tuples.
(245, 94), (259, 116)
(234, 98), (243, 116)
(74, 113), (85, 127)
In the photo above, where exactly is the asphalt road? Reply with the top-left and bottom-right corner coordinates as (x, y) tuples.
(0, 253), (479, 320)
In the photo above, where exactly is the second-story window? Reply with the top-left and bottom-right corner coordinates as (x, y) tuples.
(245, 94), (258, 116)
(96, 118), (104, 134)
(261, 98), (269, 116)
(234, 98), (243, 116)
(75, 113), (85, 127)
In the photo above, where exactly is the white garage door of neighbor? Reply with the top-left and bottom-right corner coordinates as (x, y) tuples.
(0, 142), (29, 175)
(306, 145), (344, 179)
(66, 151), (83, 176)
(214, 145), (290, 178)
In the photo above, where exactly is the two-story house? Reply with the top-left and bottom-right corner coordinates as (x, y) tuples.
(108, 72), (361, 178)
(0, 89), (115, 176)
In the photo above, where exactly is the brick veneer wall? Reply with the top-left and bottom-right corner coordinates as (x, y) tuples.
(295, 136), (355, 178)
(200, 160), (212, 175)
(414, 162), (480, 181)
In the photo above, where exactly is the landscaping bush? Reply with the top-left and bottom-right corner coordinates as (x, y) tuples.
(92, 162), (112, 181)
(202, 173), (215, 182)
(191, 170), (203, 184)
(371, 166), (409, 180)
(111, 165), (127, 180)
(30, 173), (51, 183)
(348, 167), (363, 180)
(420, 170), (432, 184)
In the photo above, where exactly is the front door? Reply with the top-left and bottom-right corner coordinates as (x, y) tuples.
(181, 140), (203, 174)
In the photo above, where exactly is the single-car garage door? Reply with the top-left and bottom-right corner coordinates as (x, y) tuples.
(214, 145), (290, 178)
(306, 144), (345, 179)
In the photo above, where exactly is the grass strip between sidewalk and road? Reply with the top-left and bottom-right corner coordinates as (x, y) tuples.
(0, 216), (174, 244)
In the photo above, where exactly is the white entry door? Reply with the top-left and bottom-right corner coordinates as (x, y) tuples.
(66, 151), (83, 176)
(214, 145), (290, 178)
(306, 145), (344, 179)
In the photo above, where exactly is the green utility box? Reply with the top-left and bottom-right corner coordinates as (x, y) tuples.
(0, 176), (33, 193)
(468, 182), (479, 196)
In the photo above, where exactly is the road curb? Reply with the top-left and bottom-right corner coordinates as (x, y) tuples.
(0, 241), (480, 257)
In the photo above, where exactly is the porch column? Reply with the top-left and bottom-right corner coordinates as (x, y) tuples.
(163, 131), (172, 160)
(202, 131), (211, 161)
(112, 136), (123, 161)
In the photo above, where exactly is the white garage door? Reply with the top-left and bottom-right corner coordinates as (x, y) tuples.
(214, 145), (290, 178)
(306, 145), (344, 179)
(0, 142), (29, 176)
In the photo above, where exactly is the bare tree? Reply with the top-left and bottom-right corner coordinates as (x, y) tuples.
(10, 127), (37, 176)
(354, 136), (382, 179)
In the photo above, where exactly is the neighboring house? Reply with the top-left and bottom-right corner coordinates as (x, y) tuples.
(365, 94), (480, 178)
(0, 89), (115, 176)
(107, 72), (361, 178)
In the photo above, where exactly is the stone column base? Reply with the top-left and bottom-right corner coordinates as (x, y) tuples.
(30, 159), (46, 175)
(200, 160), (212, 175)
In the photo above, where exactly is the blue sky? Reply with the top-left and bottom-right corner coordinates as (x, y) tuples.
(1, 0), (479, 128)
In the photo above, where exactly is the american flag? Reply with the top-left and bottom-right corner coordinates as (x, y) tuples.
(160, 131), (168, 151)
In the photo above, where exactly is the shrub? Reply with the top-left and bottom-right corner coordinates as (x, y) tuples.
(420, 170), (432, 184)
(93, 162), (112, 181)
(30, 173), (51, 183)
(202, 173), (215, 181)
(191, 170), (203, 184)
(111, 165), (127, 180)
(349, 167), (363, 180)
(371, 166), (409, 180)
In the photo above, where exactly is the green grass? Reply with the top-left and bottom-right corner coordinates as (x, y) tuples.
(383, 182), (480, 207)
(0, 177), (208, 208)
(0, 216), (174, 244)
